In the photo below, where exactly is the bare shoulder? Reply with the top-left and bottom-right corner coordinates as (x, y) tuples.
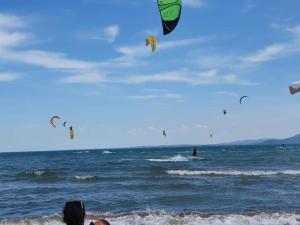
(94, 219), (110, 225)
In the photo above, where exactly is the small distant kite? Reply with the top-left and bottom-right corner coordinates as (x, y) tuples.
(239, 96), (248, 104)
(157, 0), (182, 35)
(63, 121), (67, 127)
(69, 126), (74, 140)
(210, 133), (213, 139)
(50, 115), (61, 128)
(223, 109), (227, 115)
(163, 130), (167, 137)
(145, 35), (157, 52)
(289, 82), (300, 95)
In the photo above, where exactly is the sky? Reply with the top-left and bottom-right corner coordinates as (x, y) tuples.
(1, 0), (300, 152)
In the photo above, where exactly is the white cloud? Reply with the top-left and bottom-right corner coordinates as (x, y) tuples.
(61, 68), (253, 86)
(147, 126), (160, 131)
(0, 13), (254, 87)
(287, 26), (300, 36)
(142, 28), (160, 37)
(0, 13), (27, 30)
(61, 71), (106, 83)
(193, 24), (300, 80)
(0, 14), (98, 72)
(159, 36), (215, 49)
(117, 45), (147, 58)
(144, 88), (169, 93)
(242, 25), (300, 63)
(124, 69), (252, 86)
(195, 54), (235, 69)
(119, 71), (188, 84)
(128, 93), (183, 100)
(103, 25), (120, 42)
(0, 72), (21, 81)
(0, 31), (32, 48)
(223, 74), (254, 85)
(242, 44), (287, 63)
(195, 124), (208, 129)
(127, 125), (164, 136)
(0, 14), (219, 86)
(216, 91), (239, 98)
(242, 0), (256, 13)
(128, 95), (163, 100)
(183, 0), (207, 8)
(0, 49), (97, 70)
(80, 24), (120, 43)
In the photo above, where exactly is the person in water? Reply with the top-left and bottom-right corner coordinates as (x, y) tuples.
(63, 201), (110, 225)
(192, 147), (197, 157)
(63, 201), (86, 225)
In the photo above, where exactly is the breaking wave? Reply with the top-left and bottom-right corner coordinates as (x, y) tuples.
(166, 170), (300, 176)
(16, 170), (59, 179)
(103, 150), (113, 154)
(26, 170), (45, 176)
(74, 175), (97, 180)
(147, 155), (190, 162)
(74, 151), (90, 154)
(1, 211), (300, 225)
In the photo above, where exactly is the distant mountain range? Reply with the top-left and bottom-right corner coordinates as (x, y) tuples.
(223, 134), (300, 145)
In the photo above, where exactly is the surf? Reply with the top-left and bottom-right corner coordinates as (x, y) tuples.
(1, 211), (300, 225)
(166, 170), (300, 176)
(147, 154), (190, 162)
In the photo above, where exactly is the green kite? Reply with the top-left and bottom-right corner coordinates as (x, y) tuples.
(157, 0), (182, 35)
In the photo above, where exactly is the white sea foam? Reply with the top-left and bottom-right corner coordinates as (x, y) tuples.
(74, 151), (90, 154)
(1, 212), (300, 225)
(166, 170), (300, 176)
(26, 170), (45, 176)
(103, 150), (113, 154)
(108, 212), (300, 225)
(74, 175), (96, 180)
(147, 155), (190, 162)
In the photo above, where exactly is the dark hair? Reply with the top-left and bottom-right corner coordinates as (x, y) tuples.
(63, 201), (86, 225)
(99, 219), (110, 225)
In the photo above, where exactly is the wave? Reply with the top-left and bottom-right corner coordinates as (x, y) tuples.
(166, 170), (300, 176)
(2, 211), (300, 225)
(14, 170), (61, 183)
(103, 150), (113, 154)
(74, 175), (97, 180)
(17, 170), (58, 178)
(147, 155), (190, 162)
(26, 170), (45, 176)
(74, 151), (90, 154)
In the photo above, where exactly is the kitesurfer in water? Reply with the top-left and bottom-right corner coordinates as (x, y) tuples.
(192, 147), (197, 157)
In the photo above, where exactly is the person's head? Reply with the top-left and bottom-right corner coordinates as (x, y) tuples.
(63, 201), (86, 225)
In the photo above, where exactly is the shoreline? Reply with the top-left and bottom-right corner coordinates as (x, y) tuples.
(1, 210), (300, 225)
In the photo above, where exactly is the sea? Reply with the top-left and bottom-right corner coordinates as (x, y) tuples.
(1, 145), (300, 225)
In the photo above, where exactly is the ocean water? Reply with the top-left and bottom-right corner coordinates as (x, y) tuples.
(1, 145), (300, 225)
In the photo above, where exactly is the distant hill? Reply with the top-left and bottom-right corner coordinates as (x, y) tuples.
(223, 134), (300, 145)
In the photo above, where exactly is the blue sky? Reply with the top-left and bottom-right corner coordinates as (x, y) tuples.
(1, 0), (300, 151)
